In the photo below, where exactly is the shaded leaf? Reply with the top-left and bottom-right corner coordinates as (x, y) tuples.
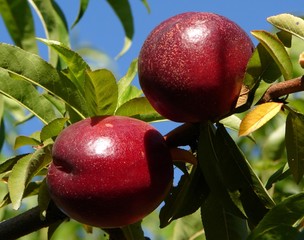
(247, 193), (304, 240)
(0, 43), (89, 119)
(106, 0), (134, 58)
(215, 125), (275, 226)
(38, 38), (90, 96)
(239, 102), (283, 136)
(38, 179), (51, 218)
(72, 0), (90, 28)
(84, 69), (118, 116)
(265, 163), (290, 190)
(40, 117), (68, 141)
(7, 147), (52, 209)
(285, 111), (304, 183)
(251, 30), (293, 80)
(160, 166), (209, 228)
(0, 68), (58, 124)
(29, 0), (69, 66)
(0, 154), (28, 174)
(115, 97), (164, 122)
(121, 221), (145, 240)
(268, 14), (304, 41)
(0, 0), (38, 53)
(201, 194), (249, 240)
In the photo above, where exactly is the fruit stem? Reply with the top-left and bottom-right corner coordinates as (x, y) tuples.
(258, 76), (304, 104)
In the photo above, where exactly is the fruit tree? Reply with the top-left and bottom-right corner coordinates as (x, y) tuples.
(0, 1), (304, 240)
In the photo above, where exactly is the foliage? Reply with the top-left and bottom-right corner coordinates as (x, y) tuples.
(0, 1), (304, 239)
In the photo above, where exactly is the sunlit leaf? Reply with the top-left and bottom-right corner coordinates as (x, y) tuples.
(201, 194), (249, 240)
(14, 135), (41, 150)
(115, 97), (164, 122)
(38, 38), (90, 96)
(71, 0), (90, 28)
(0, 43), (89, 119)
(285, 111), (304, 183)
(28, 0), (69, 66)
(8, 147), (52, 210)
(0, 69), (58, 124)
(84, 69), (118, 116)
(140, 0), (151, 13)
(239, 102), (283, 136)
(40, 117), (68, 142)
(106, 0), (134, 58)
(268, 14), (304, 41)
(248, 193), (304, 240)
(160, 166), (208, 228)
(172, 210), (203, 240)
(251, 30), (293, 80)
(117, 59), (141, 108)
(0, 154), (28, 174)
(0, 0), (38, 53)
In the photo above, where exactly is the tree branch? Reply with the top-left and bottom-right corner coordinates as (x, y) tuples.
(0, 202), (67, 240)
(258, 76), (304, 104)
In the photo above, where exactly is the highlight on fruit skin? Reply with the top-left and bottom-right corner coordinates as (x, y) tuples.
(138, 12), (254, 123)
(46, 115), (173, 228)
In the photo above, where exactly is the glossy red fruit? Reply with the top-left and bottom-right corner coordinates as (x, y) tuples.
(46, 116), (173, 228)
(138, 12), (254, 123)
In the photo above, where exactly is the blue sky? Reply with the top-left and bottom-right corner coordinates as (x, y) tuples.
(1, 1), (304, 152)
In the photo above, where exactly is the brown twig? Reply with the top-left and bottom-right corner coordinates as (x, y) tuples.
(257, 76), (304, 104)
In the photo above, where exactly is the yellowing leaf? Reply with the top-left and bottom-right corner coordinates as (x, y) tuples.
(239, 102), (283, 137)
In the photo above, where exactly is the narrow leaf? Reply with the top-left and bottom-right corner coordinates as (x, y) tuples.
(40, 117), (68, 142)
(239, 102), (283, 136)
(140, 0), (151, 13)
(106, 0), (134, 58)
(0, 68), (58, 124)
(84, 69), (118, 116)
(115, 97), (164, 122)
(251, 30), (293, 80)
(71, 0), (90, 28)
(201, 194), (249, 240)
(14, 135), (41, 150)
(265, 163), (290, 190)
(28, 0), (69, 66)
(38, 38), (90, 96)
(0, 43), (89, 119)
(248, 193), (304, 240)
(8, 147), (52, 209)
(0, 0), (38, 53)
(268, 14), (304, 41)
(160, 166), (209, 227)
(285, 111), (304, 183)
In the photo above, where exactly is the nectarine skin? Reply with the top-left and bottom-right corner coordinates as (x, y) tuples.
(138, 12), (254, 122)
(46, 116), (173, 228)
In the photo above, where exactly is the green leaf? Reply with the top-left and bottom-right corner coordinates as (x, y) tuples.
(84, 69), (118, 116)
(115, 97), (164, 122)
(267, 14), (304, 41)
(0, 43), (89, 119)
(7, 147), (52, 210)
(172, 210), (204, 240)
(106, 0), (134, 58)
(0, 0), (38, 54)
(285, 111), (304, 183)
(29, 0), (69, 66)
(215, 125), (275, 226)
(0, 68), (58, 124)
(38, 38), (91, 96)
(14, 135), (41, 150)
(251, 30), (293, 80)
(38, 179), (51, 218)
(121, 221), (145, 240)
(247, 193), (304, 240)
(201, 194), (249, 240)
(265, 163), (290, 190)
(198, 123), (247, 219)
(71, 0), (90, 28)
(160, 166), (209, 228)
(0, 154), (28, 174)
(40, 117), (68, 142)
(117, 59), (141, 108)
(244, 43), (282, 86)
